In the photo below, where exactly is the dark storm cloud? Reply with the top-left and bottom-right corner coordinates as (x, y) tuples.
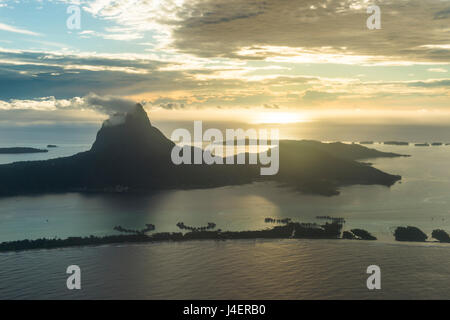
(168, 0), (450, 63)
(83, 94), (138, 114)
(0, 50), (162, 69)
(407, 79), (450, 88)
(0, 49), (187, 99)
(434, 7), (450, 19)
(0, 67), (160, 99)
(157, 102), (187, 110)
(178, 0), (267, 27)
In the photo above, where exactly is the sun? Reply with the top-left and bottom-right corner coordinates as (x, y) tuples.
(253, 112), (308, 124)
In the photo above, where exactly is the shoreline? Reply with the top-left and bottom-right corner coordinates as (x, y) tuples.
(0, 221), (345, 253)
(2, 221), (448, 253)
(2, 234), (450, 255)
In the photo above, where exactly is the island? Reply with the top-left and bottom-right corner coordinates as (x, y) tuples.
(384, 141), (409, 146)
(415, 143), (430, 147)
(0, 147), (48, 154)
(316, 216), (346, 223)
(113, 224), (155, 235)
(431, 229), (450, 243)
(343, 229), (377, 240)
(264, 217), (292, 224)
(1, 222), (448, 252)
(431, 142), (443, 146)
(0, 220), (377, 253)
(394, 226), (427, 242)
(47, 145), (58, 148)
(176, 222), (217, 231)
(0, 104), (404, 197)
(359, 141), (374, 145)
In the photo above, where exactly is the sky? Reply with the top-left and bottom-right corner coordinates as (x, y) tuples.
(0, 0), (449, 126)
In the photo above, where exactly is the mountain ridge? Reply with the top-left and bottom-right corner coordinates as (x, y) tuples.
(0, 106), (402, 197)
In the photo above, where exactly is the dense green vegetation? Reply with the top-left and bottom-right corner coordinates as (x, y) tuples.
(0, 221), (344, 253)
(394, 226), (428, 242)
(2, 220), (449, 252)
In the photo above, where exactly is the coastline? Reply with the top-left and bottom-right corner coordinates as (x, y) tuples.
(2, 221), (448, 253)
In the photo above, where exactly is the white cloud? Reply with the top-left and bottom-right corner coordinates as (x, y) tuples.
(0, 96), (78, 111)
(78, 28), (143, 41)
(63, 0), (450, 65)
(0, 94), (137, 115)
(0, 22), (41, 36)
(421, 45), (450, 50)
(428, 68), (447, 73)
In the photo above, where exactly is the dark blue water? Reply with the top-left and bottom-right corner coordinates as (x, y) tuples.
(1, 240), (449, 299)
(1, 123), (450, 299)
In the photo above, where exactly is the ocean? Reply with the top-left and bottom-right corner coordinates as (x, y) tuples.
(0, 122), (450, 299)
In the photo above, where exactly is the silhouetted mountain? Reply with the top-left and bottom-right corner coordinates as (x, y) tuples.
(284, 140), (408, 160)
(272, 140), (401, 195)
(0, 105), (402, 197)
(91, 104), (174, 156)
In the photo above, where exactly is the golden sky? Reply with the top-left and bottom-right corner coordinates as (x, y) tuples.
(0, 0), (449, 125)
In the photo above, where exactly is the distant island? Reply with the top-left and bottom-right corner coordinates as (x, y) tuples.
(384, 141), (409, 146)
(393, 226), (450, 243)
(113, 224), (155, 235)
(415, 143), (430, 147)
(432, 229), (450, 243)
(343, 229), (377, 240)
(47, 145), (58, 148)
(0, 104), (405, 197)
(394, 226), (428, 242)
(2, 220), (449, 252)
(0, 147), (48, 154)
(0, 220), (346, 252)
